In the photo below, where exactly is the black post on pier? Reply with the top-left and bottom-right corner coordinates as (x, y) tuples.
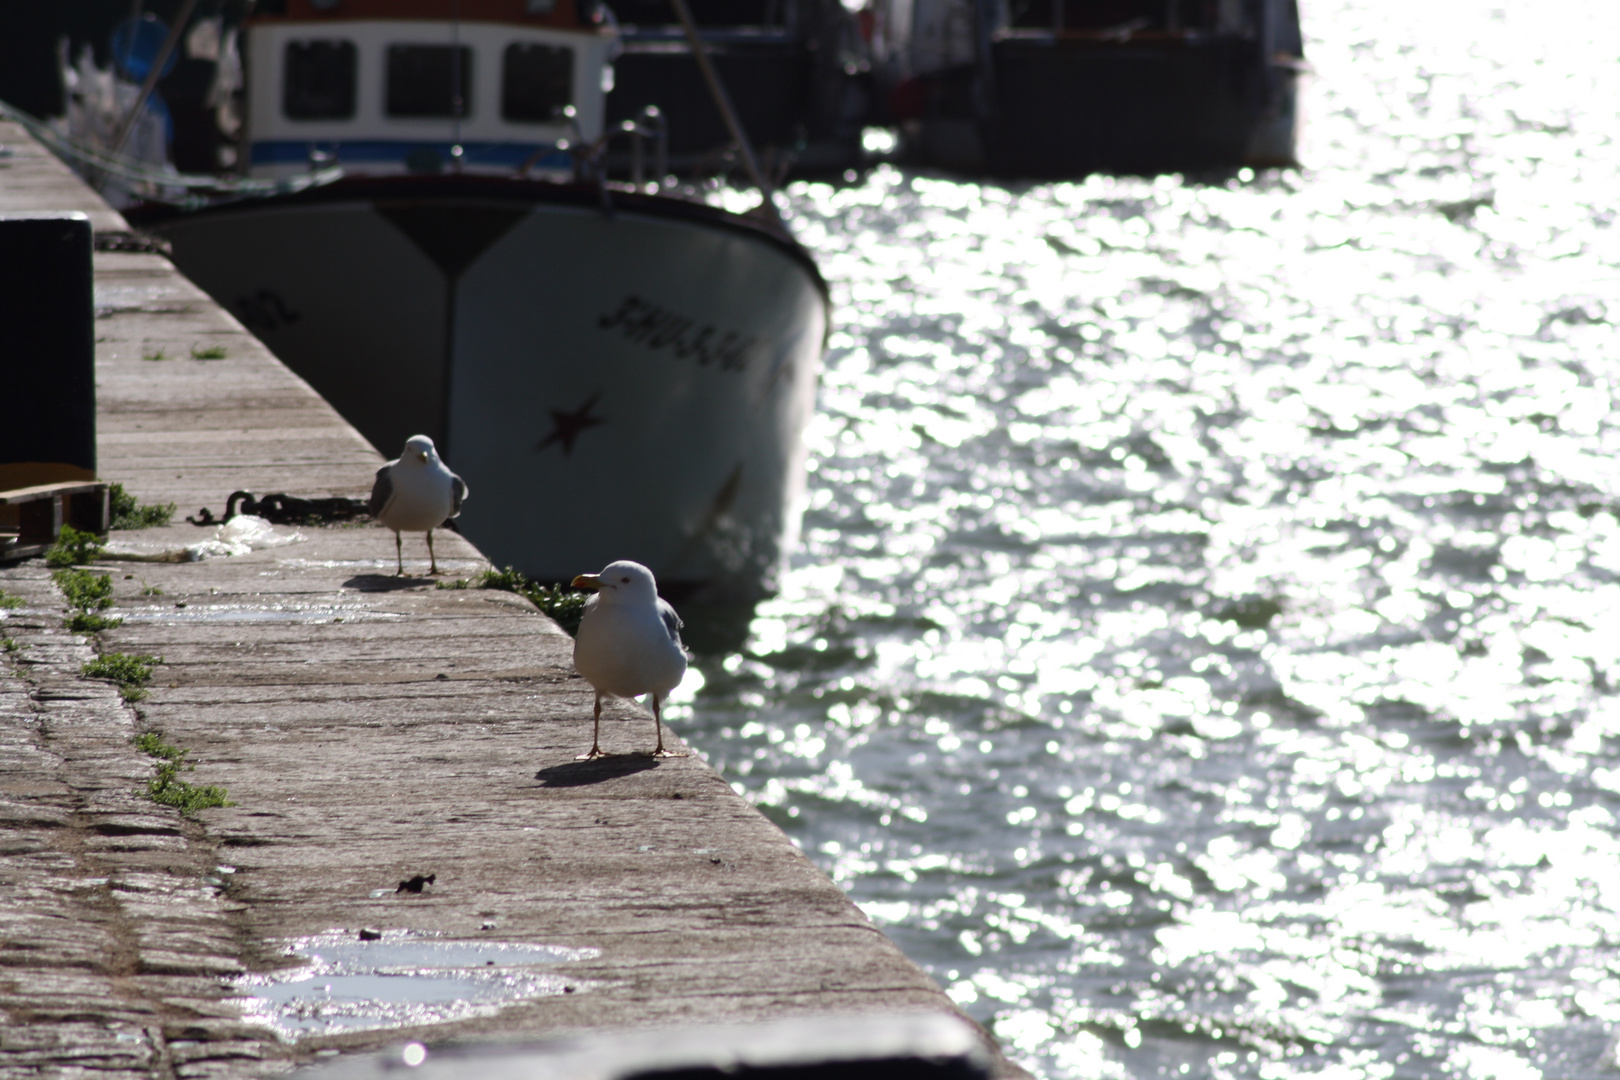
(0, 212), (97, 491)
(0, 211), (109, 557)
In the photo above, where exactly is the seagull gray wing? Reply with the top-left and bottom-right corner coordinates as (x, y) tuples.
(450, 473), (468, 517)
(657, 598), (684, 645)
(368, 463), (395, 517)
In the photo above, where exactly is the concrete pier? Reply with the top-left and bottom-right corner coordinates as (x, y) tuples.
(0, 120), (1013, 1078)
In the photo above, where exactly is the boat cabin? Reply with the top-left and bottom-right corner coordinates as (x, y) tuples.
(244, 0), (616, 178)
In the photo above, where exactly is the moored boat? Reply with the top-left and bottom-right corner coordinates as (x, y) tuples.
(603, 0), (872, 177)
(874, 0), (1304, 176)
(130, 0), (828, 601)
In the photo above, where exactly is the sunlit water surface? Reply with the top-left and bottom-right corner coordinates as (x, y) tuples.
(672, 2), (1620, 1075)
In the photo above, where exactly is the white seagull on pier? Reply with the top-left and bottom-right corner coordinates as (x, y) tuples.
(368, 435), (468, 576)
(570, 560), (688, 759)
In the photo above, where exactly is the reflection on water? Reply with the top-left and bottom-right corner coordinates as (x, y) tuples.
(674, 1), (1620, 1076)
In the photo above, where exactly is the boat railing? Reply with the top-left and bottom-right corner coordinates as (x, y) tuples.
(616, 105), (671, 188)
(522, 104), (669, 192)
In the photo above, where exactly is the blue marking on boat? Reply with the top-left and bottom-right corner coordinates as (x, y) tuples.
(250, 141), (571, 170)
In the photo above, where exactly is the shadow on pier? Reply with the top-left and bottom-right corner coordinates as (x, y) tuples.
(535, 755), (664, 787)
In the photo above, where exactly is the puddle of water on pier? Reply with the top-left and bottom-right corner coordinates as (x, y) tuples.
(236, 931), (596, 1038)
(120, 602), (401, 624)
(280, 558), (486, 572)
(94, 283), (189, 318)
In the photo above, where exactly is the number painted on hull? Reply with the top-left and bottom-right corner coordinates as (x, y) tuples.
(598, 295), (764, 373)
(236, 289), (302, 333)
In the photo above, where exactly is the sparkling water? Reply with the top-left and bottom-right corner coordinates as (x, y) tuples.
(674, 2), (1620, 1075)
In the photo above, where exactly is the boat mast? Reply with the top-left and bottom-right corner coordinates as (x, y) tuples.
(450, 0), (464, 168)
(666, 0), (784, 228)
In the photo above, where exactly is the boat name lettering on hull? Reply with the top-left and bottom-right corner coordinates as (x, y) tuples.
(599, 295), (763, 372)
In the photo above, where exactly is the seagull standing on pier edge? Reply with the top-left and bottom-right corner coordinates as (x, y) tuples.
(369, 435), (468, 576)
(570, 560), (688, 759)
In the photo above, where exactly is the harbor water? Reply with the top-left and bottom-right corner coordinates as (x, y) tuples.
(672, 1), (1620, 1076)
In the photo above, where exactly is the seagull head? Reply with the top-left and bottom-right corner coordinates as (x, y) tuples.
(402, 434), (436, 465)
(571, 560), (660, 607)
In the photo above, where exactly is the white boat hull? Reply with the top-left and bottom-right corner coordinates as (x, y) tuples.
(141, 179), (826, 598)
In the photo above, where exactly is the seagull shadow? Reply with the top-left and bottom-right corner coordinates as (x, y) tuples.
(535, 755), (662, 787)
(343, 574), (439, 592)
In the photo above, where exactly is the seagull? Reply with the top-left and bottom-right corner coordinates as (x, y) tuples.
(570, 560), (688, 759)
(368, 435), (468, 576)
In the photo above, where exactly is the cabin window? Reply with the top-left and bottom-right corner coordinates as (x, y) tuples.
(386, 45), (473, 118)
(501, 43), (574, 122)
(283, 40), (357, 120)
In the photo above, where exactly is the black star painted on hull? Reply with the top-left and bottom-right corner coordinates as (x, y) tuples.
(537, 392), (608, 457)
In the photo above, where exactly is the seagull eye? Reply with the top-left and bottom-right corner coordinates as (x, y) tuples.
(620, 576), (630, 583)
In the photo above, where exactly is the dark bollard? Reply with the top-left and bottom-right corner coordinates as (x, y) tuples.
(0, 213), (107, 558)
(0, 213), (97, 491)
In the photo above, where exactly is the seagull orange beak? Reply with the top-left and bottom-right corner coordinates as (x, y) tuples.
(571, 574), (601, 591)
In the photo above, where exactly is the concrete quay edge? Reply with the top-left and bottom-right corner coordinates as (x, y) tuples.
(0, 119), (1024, 1079)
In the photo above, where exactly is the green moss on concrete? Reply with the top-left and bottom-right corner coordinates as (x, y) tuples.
(135, 731), (233, 813)
(110, 483), (176, 529)
(440, 566), (588, 634)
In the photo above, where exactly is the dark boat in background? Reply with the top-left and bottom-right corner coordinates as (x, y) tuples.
(874, 0), (1304, 176)
(604, 0), (871, 177)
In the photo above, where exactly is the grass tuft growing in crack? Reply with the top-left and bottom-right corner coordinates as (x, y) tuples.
(46, 525), (106, 568)
(54, 568), (113, 610)
(110, 483), (176, 529)
(53, 567), (122, 633)
(135, 732), (233, 813)
(0, 590), (24, 610)
(82, 652), (160, 701)
(438, 566), (588, 634)
(68, 612), (123, 633)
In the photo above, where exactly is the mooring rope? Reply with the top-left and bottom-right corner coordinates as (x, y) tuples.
(0, 100), (343, 206)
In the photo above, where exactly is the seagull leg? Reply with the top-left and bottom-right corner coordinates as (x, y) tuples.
(394, 530), (404, 576)
(577, 691), (607, 760)
(651, 693), (686, 757)
(427, 529), (440, 575)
